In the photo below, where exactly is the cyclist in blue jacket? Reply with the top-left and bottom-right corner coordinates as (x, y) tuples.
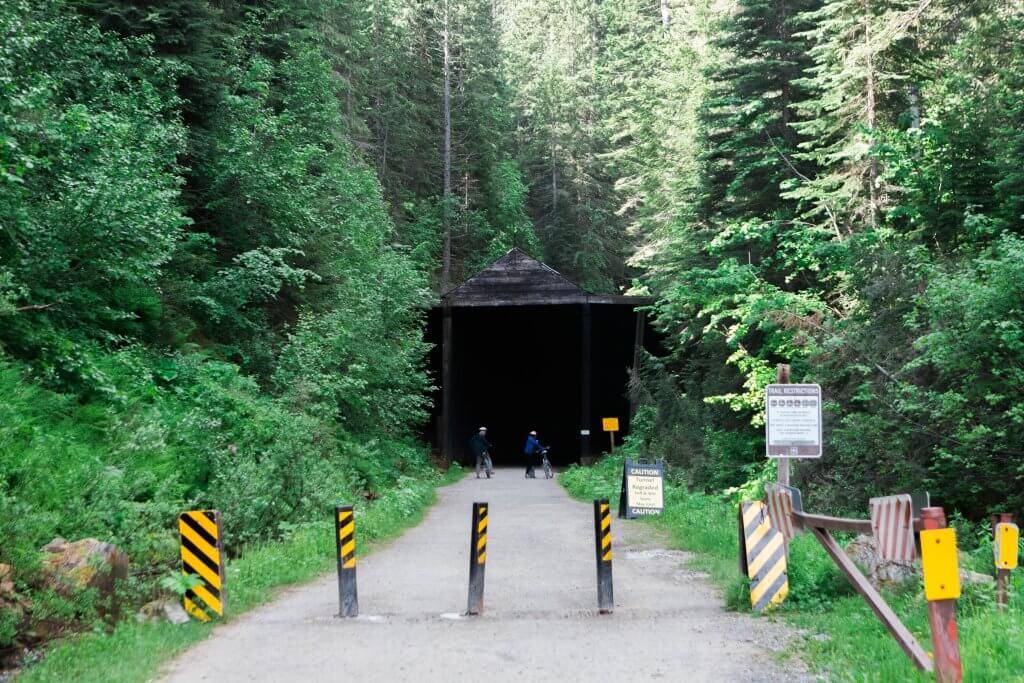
(523, 430), (546, 478)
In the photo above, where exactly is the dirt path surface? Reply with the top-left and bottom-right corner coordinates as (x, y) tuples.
(159, 470), (809, 682)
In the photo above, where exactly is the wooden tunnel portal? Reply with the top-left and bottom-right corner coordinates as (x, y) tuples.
(427, 249), (653, 467)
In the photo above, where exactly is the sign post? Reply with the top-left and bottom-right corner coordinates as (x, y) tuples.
(618, 458), (664, 519)
(993, 513), (1018, 610)
(602, 417), (619, 453)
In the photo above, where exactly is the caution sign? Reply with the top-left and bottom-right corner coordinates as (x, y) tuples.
(617, 458), (664, 519)
(178, 510), (226, 621)
(740, 501), (789, 612)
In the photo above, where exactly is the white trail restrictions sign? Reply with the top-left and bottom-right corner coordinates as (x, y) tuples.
(765, 384), (822, 458)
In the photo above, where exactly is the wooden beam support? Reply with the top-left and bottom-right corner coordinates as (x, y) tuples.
(776, 364), (791, 487)
(441, 304), (453, 462)
(809, 525), (933, 672)
(581, 302), (592, 461)
(629, 310), (646, 420)
(793, 511), (873, 535)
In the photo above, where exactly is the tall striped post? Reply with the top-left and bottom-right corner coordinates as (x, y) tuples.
(467, 502), (488, 615)
(335, 505), (358, 618)
(593, 499), (614, 614)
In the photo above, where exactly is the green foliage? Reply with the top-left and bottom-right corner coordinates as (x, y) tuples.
(16, 467), (462, 683)
(0, 0), (187, 356)
(619, 0), (1024, 522)
(0, 0), (445, 660)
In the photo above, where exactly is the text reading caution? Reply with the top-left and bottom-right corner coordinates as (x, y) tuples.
(619, 458), (664, 519)
(765, 384), (822, 458)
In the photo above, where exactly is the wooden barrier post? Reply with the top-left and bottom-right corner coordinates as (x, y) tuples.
(993, 512), (1015, 610)
(775, 364), (791, 488)
(795, 510), (933, 673)
(921, 507), (963, 683)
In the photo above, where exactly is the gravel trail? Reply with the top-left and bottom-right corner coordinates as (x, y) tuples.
(159, 469), (810, 682)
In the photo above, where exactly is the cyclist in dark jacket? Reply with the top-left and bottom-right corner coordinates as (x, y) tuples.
(523, 430), (545, 478)
(469, 427), (493, 479)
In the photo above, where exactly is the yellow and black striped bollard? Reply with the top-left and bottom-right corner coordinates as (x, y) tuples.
(335, 505), (358, 618)
(593, 499), (614, 614)
(467, 502), (488, 615)
(178, 510), (226, 622)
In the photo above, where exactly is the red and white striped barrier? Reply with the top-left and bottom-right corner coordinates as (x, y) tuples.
(870, 494), (916, 563)
(764, 483), (802, 540)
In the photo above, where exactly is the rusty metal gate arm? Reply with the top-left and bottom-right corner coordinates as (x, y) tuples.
(808, 525), (933, 672)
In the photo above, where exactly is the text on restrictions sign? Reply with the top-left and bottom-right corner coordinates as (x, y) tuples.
(765, 384), (822, 458)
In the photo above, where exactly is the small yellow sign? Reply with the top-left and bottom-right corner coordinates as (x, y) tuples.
(995, 523), (1019, 570)
(920, 528), (961, 601)
(602, 417), (619, 432)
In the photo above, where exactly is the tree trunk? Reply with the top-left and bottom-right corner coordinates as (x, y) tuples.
(661, 0), (670, 30)
(551, 136), (558, 212)
(864, 7), (878, 231)
(441, 0), (453, 291)
(373, 0), (388, 179)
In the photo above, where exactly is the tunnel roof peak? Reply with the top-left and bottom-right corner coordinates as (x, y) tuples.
(440, 247), (651, 308)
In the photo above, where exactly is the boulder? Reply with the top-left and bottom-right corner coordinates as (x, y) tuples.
(39, 538), (129, 602)
(845, 535), (997, 591)
(844, 534), (917, 588)
(960, 568), (995, 587)
(136, 599), (190, 625)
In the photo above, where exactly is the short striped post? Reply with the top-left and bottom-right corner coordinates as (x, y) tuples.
(593, 499), (614, 614)
(335, 506), (358, 618)
(467, 502), (488, 615)
(178, 510), (226, 622)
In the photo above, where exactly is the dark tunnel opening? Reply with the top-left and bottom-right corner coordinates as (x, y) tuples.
(425, 304), (642, 467)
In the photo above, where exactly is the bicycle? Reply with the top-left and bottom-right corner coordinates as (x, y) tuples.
(541, 447), (553, 479)
(476, 451), (493, 479)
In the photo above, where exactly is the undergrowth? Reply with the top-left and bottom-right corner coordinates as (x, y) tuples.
(16, 465), (464, 683)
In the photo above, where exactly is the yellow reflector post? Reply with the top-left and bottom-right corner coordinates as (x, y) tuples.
(920, 528), (961, 601)
(995, 523), (1019, 570)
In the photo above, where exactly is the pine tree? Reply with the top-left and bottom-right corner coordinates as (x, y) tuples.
(787, 0), (932, 236)
(699, 0), (821, 226)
